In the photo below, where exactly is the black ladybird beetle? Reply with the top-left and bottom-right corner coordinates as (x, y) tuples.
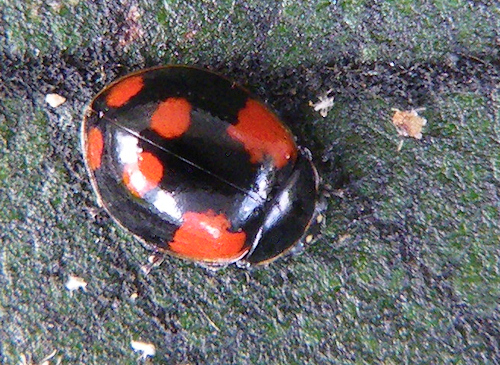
(82, 66), (323, 267)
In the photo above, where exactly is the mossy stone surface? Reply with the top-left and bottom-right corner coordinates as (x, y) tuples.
(1, 1), (499, 363)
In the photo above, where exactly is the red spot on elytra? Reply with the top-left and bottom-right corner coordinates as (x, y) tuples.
(122, 152), (164, 197)
(169, 210), (248, 261)
(227, 99), (297, 168)
(151, 97), (191, 139)
(106, 75), (144, 108)
(87, 127), (104, 170)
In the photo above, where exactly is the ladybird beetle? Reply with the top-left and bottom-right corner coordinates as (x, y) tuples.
(82, 66), (323, 267)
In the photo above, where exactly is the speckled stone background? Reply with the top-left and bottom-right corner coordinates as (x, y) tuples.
(1, 1), (499, 364)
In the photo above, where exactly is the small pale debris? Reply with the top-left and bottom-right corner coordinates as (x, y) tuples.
(396, 139), (404, 152)
(198, 307), (220, 332)
(19, 350), (57, 365)
(316, 215), (324, 224)
(332, 189), (345, 198)
(119, 5), (144, 47)
(338, 234), (352, 244)
(65, 275), (87, 292)
(131, 340), (156, 360)
(309, 89), (334, 117)
(127, 4), (141, 22)
(392, 108), (427, 139)
(47, 1), (63, 12)
(45, 93), (66, 108)
(40, 350), (58, 365)
(141, 253), (164, 274)
(130, 292), (139, 300)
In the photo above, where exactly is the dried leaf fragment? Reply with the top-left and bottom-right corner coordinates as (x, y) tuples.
(392, 108), (427, 139)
